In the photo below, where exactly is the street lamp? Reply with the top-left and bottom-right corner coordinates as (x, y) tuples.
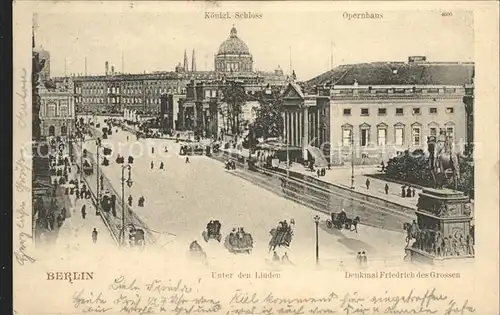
(120, 164), (133, 247)
(95, 138), (102, 215)
(350, 135), (355, 189)
(314, 215), (320, 264)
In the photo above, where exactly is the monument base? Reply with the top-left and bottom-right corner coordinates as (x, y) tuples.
(405, 247), (474, 266)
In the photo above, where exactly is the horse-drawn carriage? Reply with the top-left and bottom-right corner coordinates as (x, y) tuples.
(269, 220), (294, 252)
(225, 160), (236, 170)
(224, 228), (253, 254)
(126, 224), (146, 247)
(115, 155), (124, 164)
(326, 210), (361, 233)
(82, 159), (93, 175)
(202, 220), (222, 242)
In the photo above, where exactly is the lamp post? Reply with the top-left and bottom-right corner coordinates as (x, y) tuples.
(95, 138), (102, 215)
(314, 215), (320, 264)
(350, 135), (355, 189)
(121, 164), (133, 247)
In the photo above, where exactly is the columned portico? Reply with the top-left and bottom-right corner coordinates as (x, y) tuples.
(282, 83), (329, 165)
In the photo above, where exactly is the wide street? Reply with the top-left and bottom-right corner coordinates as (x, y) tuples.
(84, 117), (407, 268)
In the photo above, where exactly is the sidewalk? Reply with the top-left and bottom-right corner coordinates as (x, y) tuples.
(281, 163), (420, 209)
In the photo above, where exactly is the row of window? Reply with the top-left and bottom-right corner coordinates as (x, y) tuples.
(343, 107), (455, 116)
(204, 90), (218, 98)
(77, 86), (180, 95)
(333, 87), (458, 95)
(341, 124), (455, 147)
(43, 104), (69, 118)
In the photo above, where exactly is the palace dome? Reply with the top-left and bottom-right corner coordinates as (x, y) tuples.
(217, 26), (250, 55)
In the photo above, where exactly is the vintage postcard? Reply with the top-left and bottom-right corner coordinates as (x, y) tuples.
(13, 1), (499, 315)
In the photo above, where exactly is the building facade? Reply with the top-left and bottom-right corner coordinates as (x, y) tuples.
(39, 81), (75, 138)
(329, 84), (468, 164)
(51, 26), (286, 132)
(283, 58), (474, 165)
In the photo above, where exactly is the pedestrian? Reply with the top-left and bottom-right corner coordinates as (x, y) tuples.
(361, 251), (368, 267)
(356, 252), (362, 266)
(81, 204), (87, 219)
(127, 136), (129, 141)
(366, 178), (370, 190)
(75, 189), (80, 199)
(381, 161), (385, 172)
(337, 261), (345, 272)
(401, 185), (406, 198)
(151, 161), (154, 169)
(92, 228), (98, 243)
(159, 161), (164, 170)
(272, 251), (280, 262)
(406, 186), (412, 198)
(412, 188), (416, 197)
(128, 195), (133, 207)
(317, 169), (320, 177)
(385, 183), (389, 195)
(185, 156), (190, 163)
(151, 147), (155, 154)
(282, 252), (290, 264)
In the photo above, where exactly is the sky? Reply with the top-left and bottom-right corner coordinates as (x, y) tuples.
(35, 3), (474, 81)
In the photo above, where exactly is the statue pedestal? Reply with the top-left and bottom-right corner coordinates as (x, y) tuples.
(406, 188), (474, 265)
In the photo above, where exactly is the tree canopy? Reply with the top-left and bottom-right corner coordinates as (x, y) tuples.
(252, 87), (284, 140)
(220, 80), (247, 136)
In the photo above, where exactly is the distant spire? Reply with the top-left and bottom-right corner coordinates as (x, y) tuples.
(183, 49), (188, 72)
(191, 49), (196, 72)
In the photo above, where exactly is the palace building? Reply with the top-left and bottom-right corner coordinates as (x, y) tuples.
(283, 57), (474, 165)
(50, 25), (286, 132)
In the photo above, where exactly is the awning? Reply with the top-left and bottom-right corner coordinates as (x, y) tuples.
(307, 146), (328, 167)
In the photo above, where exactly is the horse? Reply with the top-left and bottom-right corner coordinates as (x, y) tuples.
(432, 135), (461, 190)
(403, 222), (419, 246)
(344, 216), (361, 233)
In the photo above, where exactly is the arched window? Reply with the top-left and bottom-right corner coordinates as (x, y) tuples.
(60, 104), (68, 117)
(61, 125), (68, 136)
(47, 103), (56, 117)
(48, 125), (55, 136)
(445, 122), (455, 142)
(411, 122), (422, 146)
(359, 123), (371, 147)
(341, 124), (353, 147)
(377, 123), (388, 146)
(394, 122), (405, 146)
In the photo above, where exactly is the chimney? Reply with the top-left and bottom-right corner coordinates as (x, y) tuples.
(105, 61), (109, 75)
(192, 49), (197, 72)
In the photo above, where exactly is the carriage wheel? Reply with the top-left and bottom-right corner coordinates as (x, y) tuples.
(326, 220), (332, 228)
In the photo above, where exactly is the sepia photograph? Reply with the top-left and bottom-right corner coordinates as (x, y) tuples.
(13, 2), (499, 315)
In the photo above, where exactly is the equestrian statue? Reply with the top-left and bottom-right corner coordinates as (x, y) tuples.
(428, 129), (461, 190)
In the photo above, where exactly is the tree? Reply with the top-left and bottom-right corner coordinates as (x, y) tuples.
(253, 87), (284, 139)
(220, 80), (246, 136)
